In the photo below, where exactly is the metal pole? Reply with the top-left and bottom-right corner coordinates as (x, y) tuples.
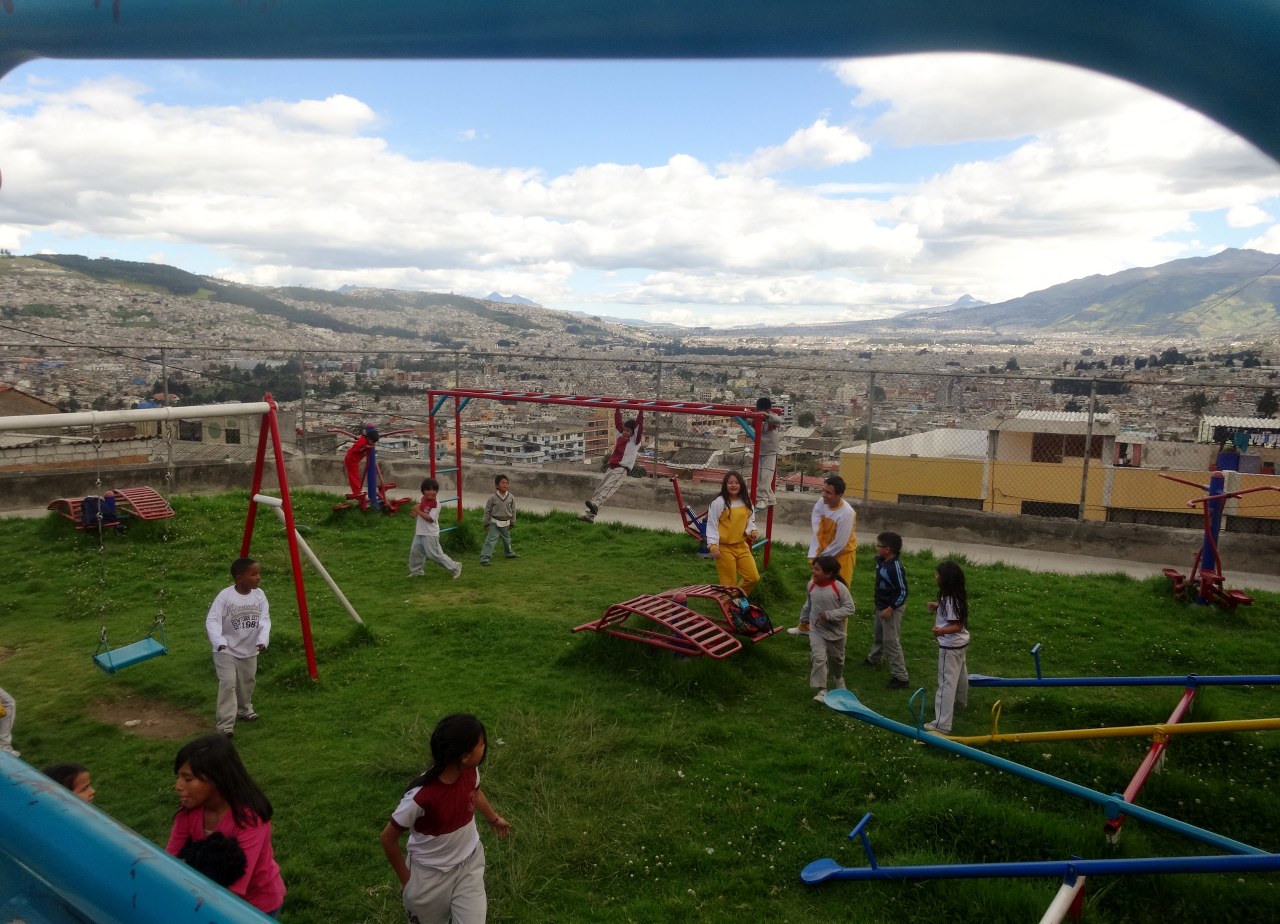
(821, 689), (1266, 856)
(861, 371), (875, 501)
(253, 494), (364, 626)
(0, 402), (272, 432)
(1078, 378), (1097, 521)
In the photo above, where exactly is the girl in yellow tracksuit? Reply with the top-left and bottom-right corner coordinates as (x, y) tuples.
(706, 471), (760, 596)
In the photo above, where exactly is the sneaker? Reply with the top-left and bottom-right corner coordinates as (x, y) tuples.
(221, 731), (234, 739)
(0, 747), (20, 757)
(786, 623), (810, 635)
(505, 552), (519, 559)
(238, 711), (260, 722)
(586, 501), (599, 515)
(577, 512), (595, 523)
(886, 678), (910, 690)
(480, 559), (490, 567)
(923, 722), (949, 735)
(812, 690), (827, 703)
(862, 657), (879, 667)
(452, 565), (463, 580)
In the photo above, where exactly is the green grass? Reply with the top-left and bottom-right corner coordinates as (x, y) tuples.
(2, 491), (1278, 923)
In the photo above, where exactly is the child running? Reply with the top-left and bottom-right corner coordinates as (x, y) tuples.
(43, 763), (95, 803)
(802, 555), (856, 703)
(165, 734), (285, 917)
(866, 531), (910, 690)
(480, 474), (518, 567)
(705, 471), (760, 596)
(410, 478), (462, 579)
(380, 713), (510, 924)
(925, 561), (971, 734)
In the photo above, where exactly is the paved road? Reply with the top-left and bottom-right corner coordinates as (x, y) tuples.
(12, 485), (1278, 594)
(510, 495), (1280, 595)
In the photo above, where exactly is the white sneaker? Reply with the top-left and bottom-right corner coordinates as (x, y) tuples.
(786, 624), (810, 636)
(923, 722), (949, 734)
(812, 690), (827, 703)
(452, 565), (463, 580)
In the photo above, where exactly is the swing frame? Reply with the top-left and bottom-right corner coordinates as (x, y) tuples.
(0, 396), (325, 680)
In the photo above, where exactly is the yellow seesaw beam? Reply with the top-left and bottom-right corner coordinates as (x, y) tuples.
(942, 716), (1280, 746)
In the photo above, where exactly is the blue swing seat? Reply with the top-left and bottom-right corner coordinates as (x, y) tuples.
(93, 637), (168, 675)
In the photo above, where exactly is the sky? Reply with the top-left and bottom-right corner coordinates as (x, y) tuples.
(3, 53), (1280, 329)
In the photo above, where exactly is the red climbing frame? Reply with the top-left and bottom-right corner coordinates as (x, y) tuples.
(572, 583), (784, 658)
(425, 389), (778, 565)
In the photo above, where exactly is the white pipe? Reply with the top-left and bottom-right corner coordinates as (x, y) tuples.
(253, 494), (364, 626)
(0, 401), (272, 433)
(1039, 874), (1086, 924)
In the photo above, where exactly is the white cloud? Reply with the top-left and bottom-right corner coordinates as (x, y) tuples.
(717, 119), (872, 177)
(1244, 225), (1280, 253)
(832, 53), (1154, 145)
(1227, 204), (1272, 228)
(3, 59), (1280, 328)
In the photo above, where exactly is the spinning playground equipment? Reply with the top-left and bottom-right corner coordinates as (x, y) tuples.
(331, 425), (414, 514)
(573, 584), (782, 658)
(426, 389), (778, 564)
(805, 688), (1280, 914)
(1157, 471), (1280, 608)
(0, 398), (329, 680)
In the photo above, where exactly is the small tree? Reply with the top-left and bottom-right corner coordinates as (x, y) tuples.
(1257, 387), (1279, 419)
(1005, 357), (1020, 371)
(1185, 391), (1211, 415)
(797, 410), (816, 427)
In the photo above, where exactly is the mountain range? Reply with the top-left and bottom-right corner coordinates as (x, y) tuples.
(10, 248), (1280, 345)
(715, 248), (1280, 341)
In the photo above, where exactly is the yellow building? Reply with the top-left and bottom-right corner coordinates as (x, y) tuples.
(841, 411), (1280, 534)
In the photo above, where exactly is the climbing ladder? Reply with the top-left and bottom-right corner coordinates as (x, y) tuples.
(573, 594), (743, 659)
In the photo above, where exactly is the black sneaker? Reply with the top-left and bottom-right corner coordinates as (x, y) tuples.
(586, 501), (599, 515)
(885, 678), (910, 690)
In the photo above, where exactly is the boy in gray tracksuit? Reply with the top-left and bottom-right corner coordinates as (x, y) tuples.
(480, 474), (518, 566)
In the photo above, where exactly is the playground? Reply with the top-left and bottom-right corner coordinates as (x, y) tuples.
(1, 487), (1278, 923)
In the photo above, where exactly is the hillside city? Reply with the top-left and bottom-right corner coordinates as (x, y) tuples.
(2, 254), (1279, 480)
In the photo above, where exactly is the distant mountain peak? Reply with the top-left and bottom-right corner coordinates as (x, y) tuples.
(485, 291), (539, 307)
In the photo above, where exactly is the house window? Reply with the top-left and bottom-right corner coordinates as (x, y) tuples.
(1031, 433), (1103, 462)
(1020, 500), (1078, 519)
(224, 420), (241, 445)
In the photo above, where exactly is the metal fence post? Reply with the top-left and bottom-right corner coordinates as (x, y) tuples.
(862, 371), (875, 502)
(1078, 379), (1097, 522)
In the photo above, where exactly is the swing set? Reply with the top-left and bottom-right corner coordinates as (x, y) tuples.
(0, 397), (331, 680)
(426, 388), (779, 563)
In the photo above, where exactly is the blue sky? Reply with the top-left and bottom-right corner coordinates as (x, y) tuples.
(3, 54), (1279, 328)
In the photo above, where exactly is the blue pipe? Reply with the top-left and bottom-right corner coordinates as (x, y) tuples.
(821, 689), (1267, 856)
(803, 850), (1280, 884)
(969, 673), (1280, 688)
(1, 752), (272, 923)
(1199, 471), (1226, 603)
(971, 642), (1280, 687)
(365, 443), (381, 511)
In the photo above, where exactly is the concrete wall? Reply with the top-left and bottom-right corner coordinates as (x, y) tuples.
(3, 457), (1275, 574)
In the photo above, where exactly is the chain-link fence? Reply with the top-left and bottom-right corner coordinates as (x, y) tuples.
(2, 342), (1278, 534)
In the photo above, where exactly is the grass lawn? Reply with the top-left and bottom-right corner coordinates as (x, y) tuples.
(2, 490), (1278, 923)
